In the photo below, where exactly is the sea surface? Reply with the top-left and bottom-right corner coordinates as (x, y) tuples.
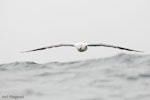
(0, 53), (150, 100)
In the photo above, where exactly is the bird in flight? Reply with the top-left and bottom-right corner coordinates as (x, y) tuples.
(22, 42), (142, 53)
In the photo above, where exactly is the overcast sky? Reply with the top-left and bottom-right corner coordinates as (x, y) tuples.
(0, 0), (150, 64)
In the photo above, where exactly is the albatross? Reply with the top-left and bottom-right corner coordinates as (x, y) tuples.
(22, 42), (142, 53)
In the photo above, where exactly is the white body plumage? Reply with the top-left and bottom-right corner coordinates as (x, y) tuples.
(74, 42), (88, 52)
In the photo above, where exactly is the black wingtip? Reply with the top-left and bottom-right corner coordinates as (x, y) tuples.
(137, 50), (144, 53)
(132, 49), (144, 53)
(20, 51), (28, 53)
(20, 50), (32, 53)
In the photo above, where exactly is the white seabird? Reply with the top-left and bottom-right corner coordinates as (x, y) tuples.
(22, 42), (142, 53)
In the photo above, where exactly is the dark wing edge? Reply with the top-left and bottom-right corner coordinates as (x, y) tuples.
(88, 43), (143, 52)
(21, 44), (74, 53)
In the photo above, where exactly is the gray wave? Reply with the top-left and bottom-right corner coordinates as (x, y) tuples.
(0, 53), (150, 100)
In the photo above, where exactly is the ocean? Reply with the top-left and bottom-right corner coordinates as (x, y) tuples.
(0, 53), (150, 100)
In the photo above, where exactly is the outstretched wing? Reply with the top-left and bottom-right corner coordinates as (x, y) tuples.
(88, 43), (143, 52)
(22, 44), (74, 53)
